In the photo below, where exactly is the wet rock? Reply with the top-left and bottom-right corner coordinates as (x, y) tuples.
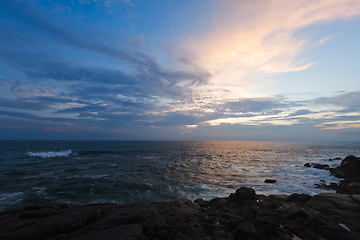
(323, 155), (360, 194)
(304, 163), (311, 167)
(264, 179), (277, 183)
(312, 163), (329, 169)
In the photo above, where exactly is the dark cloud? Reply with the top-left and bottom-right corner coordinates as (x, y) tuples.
(0, 98), (50, 110)
(0, 0), (210, 87)
(0, 0), (211, 135)
(314, 92), (360, 108)
(288, 109), (312, 117)
(25, 63), (139, 85)
(223, 98), (287, 113)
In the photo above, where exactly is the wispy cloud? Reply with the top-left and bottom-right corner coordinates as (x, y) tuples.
(318, 36), (333, 45)
(185, 0), (360, 85)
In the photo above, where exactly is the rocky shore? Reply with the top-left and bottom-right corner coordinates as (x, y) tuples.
(1, 156), (360, 240)
(305, 155), (360, 194)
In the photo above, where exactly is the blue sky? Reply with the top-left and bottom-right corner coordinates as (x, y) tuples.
(0, 0), (360, 141)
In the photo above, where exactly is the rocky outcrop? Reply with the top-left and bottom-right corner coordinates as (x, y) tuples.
(329, 155), (360, 194)
(306, 155), (360, 194)
(1, 187), (360, 240)
(303, 163), (329, 169)
(264, 179), (277, 183)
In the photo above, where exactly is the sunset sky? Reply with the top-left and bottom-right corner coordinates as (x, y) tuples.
(1, 0), (360, 140)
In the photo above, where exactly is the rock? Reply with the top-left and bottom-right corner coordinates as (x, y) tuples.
(69, 224), (142, 240)
(342, 155), (360, 166)
(228, 187), (256, 202)
(1, 187), (360, 240)
(0, 232), (17, 240)
(233, 221), (261, 240)
(268, 194), (288, 202)
(305, 195), (338, 211)
(19, 208), (56, 219)
(312, 163), (329, 169)
(351, 195), (360, 205)
(264, 179), (277, 183)
(322, 155), (360, 194)
(287, 193), (311, 204)
(304, 163), (311, 167)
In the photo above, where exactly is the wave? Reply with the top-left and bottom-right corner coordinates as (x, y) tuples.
(27, 150), (72, 158)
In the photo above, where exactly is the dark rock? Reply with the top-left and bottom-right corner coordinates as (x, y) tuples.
(194, 198), (207, 207)
(342, 155), (359, 166)
(157, 230), (170, 240)
(19, 208), (56, 219)
(165, 229), (189, 240)
(304, 163), (311, 167)
(1, 187), (360, 240)
(287, 193), (311, 204)
(286, 208), (307, 220)
(0, 232), (17, 240)
(228, 187), (256, 202)
(323, 155), (360, 194)
(312, 163), (329, 169)
(70, 224), (142, 240)
(233, 221), (261, 240)
(264, 179), (277, 183)
(146, 229), (157, 236)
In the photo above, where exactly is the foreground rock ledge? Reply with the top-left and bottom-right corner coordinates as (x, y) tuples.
(1, 188), (360, 240)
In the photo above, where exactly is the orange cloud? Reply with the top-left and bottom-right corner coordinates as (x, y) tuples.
(315, 120), (360, 130)
(185, 0), (360, 84)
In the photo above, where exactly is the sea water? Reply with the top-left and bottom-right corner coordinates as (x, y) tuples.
(0, 141), (359, 211)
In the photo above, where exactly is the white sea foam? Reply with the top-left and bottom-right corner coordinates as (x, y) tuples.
(27, 150), (72, 158)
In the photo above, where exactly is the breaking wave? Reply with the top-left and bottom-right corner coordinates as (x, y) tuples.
(27, 150), (72, 158)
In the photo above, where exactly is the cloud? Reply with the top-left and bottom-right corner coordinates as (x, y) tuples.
(314, 92), (360, 108)
(318, 36), (333, 45)
(0, 0), (211, 129)
(1, 0), (360, 140)
(0, 0), (210, 90)
(315, 120), (360, 130)
(311, 92), (360, 130)
(184, 0), (360, 88)
(0, 98), (50, 111)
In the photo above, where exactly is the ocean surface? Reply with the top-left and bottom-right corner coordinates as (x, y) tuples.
(1, 141), (359, 211)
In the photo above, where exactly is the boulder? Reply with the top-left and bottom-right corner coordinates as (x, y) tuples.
(264, 179), (277, 183)
(312, 163), (329, 169)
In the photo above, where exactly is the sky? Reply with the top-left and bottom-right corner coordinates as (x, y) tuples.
(0, 0), (360, 141)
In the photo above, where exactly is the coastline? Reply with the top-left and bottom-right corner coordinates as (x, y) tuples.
(1, 187), (360, 240)
(1, 156), (360, 240)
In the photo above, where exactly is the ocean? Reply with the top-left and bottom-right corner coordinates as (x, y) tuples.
(0, 141), (359, 211)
